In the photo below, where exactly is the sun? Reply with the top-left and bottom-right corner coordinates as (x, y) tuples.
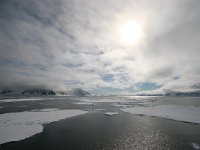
(119, 20), (143, 45)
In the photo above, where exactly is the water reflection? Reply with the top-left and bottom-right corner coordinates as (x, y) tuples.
(98, 118), (178, 150)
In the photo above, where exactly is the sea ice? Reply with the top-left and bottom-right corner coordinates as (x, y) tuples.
(75, 96), (157, 107)
(121, 105), (200, 124)
(75, 97), (134, 103)
(0, 109), (88, 145)
(0, 97), (64, 103)
(191, 143), (200, 149)
(73, 102), (94, 105)
(0, 98), (45, 103)
(105, 112), (119, 116)
(95, 109), (106, 111)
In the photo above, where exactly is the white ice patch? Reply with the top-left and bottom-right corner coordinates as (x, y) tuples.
(105, 112), (119, 116)
(191, 143), (200, 149)
(0, 98), (44, 103)
(0, 109), (88, 145)
(111, 101), (150, 108)
(75, 97), (135, 103)
(73, 102), (94, 105)
(121, 105), (200, 124)
(0, 97), (64, 103)
(75, 97), (157, 107)
(95, 109), (106, 111)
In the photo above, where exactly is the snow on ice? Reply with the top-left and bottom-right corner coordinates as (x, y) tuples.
(105, 112), (119, 116)
(0, 109), (88, 145)
(121, 105), (200, 124)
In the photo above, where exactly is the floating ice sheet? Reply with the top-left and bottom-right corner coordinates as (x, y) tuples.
(121, 105), (200, 124)
(75, 97), (135, 103)
(95, 109), (106, 111)
(0, 97), (65, 103)
(73, 102), (94, 105)
(0, 98), (45, 103)
(75, 97), (157, 106)
(191, 143), (200, 149)
(105, 112), (119, 116)
(0, 109), (88, 145)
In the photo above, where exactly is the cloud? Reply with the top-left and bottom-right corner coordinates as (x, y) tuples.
(0, 0), (200, 93)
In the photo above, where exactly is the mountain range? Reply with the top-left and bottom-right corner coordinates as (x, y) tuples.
(136, 91), (200, 97)
(0, 88), (90, 97)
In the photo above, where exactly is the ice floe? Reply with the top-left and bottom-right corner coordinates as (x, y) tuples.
(75, 97), (157, 107)
(111, 101), (150, 108)
(73, 102), (94, 105)
(105, 112), (119, 116)
(0, 98), (45, 103)
(191, 143), (200, 149)
(121, 105), (200, 124)
(75, 97), (135, 103)
(0, 97), (65, 103)
(0, 109), (88, 145)
(95, 109), (106, 111)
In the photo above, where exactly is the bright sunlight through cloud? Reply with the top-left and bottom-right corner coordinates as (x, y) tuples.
(119, 20), (143, 46)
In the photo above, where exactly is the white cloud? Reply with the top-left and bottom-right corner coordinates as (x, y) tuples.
(0, 0), (200, 93)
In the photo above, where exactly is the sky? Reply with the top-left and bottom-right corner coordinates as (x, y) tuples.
(0, 0), (200, 94)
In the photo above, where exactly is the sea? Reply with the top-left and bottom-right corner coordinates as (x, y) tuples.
(0, 96), (200, 150)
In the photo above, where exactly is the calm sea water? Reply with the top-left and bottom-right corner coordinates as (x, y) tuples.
(0, 96), (200, 150)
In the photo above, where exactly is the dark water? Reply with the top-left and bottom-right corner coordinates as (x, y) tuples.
(0, 96), (200, 150)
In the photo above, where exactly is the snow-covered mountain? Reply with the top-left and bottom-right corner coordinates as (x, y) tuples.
(165, 91), (200, 96)
(0, 88), (90, 97)
(69, 88), (90, 97)
(22, 89), (57, 96)
(136, 91), (200, 97)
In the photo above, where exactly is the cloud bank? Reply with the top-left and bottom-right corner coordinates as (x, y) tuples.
(0, 0), (200, 94)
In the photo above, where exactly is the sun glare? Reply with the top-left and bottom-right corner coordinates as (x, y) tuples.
(119, 20), (143, 45)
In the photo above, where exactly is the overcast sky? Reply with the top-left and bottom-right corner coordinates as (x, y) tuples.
(0, 0), (200, 94)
